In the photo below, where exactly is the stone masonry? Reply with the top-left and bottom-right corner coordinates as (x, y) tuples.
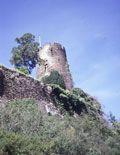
(0, 65), (60, 115)
(0, 65), (52, 102)
(36, 43), (73, 90)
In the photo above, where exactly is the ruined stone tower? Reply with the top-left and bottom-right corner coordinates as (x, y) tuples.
(36, 43), (73, 90)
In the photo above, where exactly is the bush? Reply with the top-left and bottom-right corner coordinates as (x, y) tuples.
(72, 88), (103, 116)
(19, 66), (29, 75)
(72, 88), (87, 98)
(0, 129), (44, 155)
(0, 98), (43, 135)
(49, 84), (87, 115)
(0, 98), (120, 154)
(42, 70), (66, 89)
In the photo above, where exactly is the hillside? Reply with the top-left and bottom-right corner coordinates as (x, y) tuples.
(0, 65), (120, 155)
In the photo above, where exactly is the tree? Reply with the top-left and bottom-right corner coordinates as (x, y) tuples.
(42, 70), (66, 89)
(109, 112), (120, 135)
(10, 33), (39, 74)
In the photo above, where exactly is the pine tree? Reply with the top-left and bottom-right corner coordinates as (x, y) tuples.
(10, 33), (39, 74)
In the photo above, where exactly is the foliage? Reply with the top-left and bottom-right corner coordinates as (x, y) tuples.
(49, 84), (87, 115)
(50, 85), (104, 118)
(72, 88), (104, 116)
(10, 33), (39, 74)
(38, 57), (46, 65)
(0, 98), (43, 135)
(0, 130), (44, 155)
(19, 66), (29, 75)
(0, 98), (120, 154)
(42, 70), (66, 89)
(109, 113), (120, 135)
(72, 87), (88, 98)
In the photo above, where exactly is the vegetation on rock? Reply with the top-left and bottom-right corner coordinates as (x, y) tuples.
(42, 71), (66, 89)
(19, 66), (29, 75)
(0, 98), (120, 155)
(0, 36), (119, 154)
(50, 84), (87, 115)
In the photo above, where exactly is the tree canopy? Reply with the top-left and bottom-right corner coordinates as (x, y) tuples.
(10, 33), (39, 74)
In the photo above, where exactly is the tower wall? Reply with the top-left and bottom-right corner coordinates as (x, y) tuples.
(36, 43), (73, 90)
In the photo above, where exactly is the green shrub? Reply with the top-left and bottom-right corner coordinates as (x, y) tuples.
(72, 88), (104, 116)
(72, 88), (87, 98)
(0, 98), (43, 135)
(0, 95), (120, 154)
(42, 70), (66, 89)
(49, 84), (87, 115)
(0, 129), (44, 155)
(0, 98), (120, 154)
(19, 66), (29, 75)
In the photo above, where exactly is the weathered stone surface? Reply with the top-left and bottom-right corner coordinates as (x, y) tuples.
(0, 70), (5, 96)
(0, 66), (52, 102)
(0, 65), (61, 116)
(36, 43), (73, 90)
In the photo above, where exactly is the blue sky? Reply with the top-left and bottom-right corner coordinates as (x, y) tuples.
(0, 0), (120, 119)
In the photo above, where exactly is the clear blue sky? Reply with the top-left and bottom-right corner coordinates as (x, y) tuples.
(0, 0), (120, 119)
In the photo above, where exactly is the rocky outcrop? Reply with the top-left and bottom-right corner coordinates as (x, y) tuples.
(0, 66), (60, 115)
(0, 70), (5, 96)
(0, 65), (88, 117)
(0, 65), (52, 101)
(0, 65), (61, 115)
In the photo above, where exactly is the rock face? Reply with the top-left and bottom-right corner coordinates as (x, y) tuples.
(0, 65), (61, 115)
(0, 66), (52, 102)
(36, 43), (73, 90)
(0, 70), (5, 96)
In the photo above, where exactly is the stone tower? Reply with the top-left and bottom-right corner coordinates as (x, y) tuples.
(36, 43), (73, 90)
